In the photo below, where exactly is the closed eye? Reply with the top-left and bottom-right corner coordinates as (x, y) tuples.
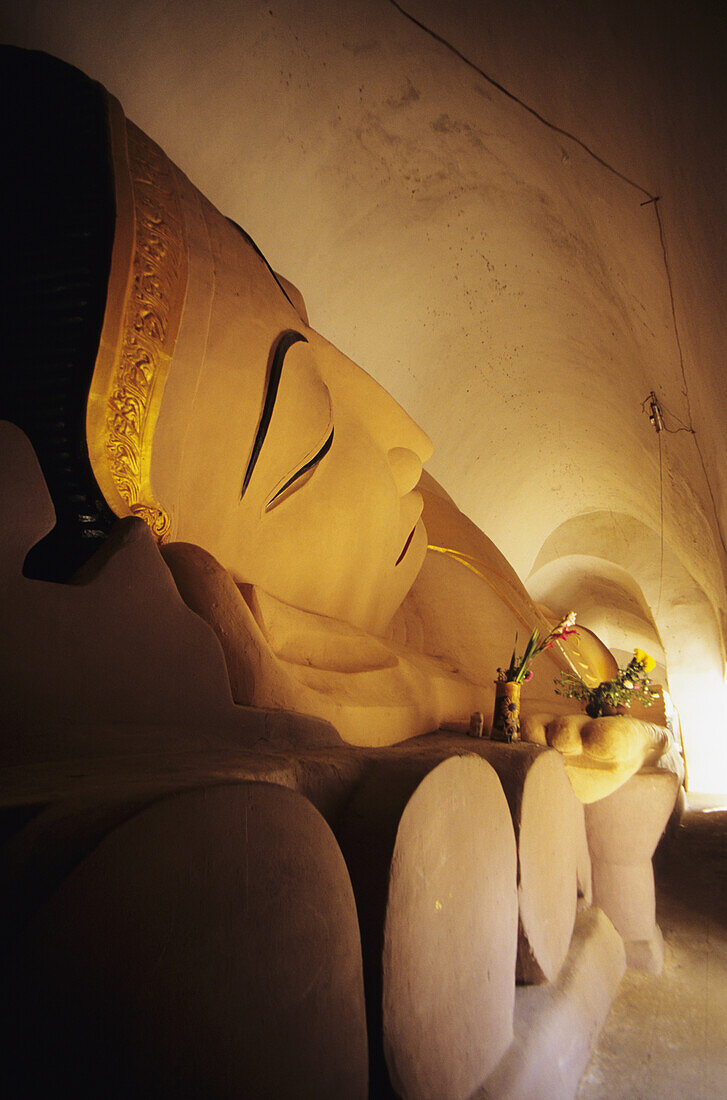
(265, 427), (334, 511)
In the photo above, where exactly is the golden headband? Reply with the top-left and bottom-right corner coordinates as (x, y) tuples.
(87, 98), (188, 541)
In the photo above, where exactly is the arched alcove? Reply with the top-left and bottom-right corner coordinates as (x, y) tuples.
(528, 555), (666, 683)
(528, 512), (727, 791)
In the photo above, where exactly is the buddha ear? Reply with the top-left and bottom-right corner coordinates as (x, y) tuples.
(274, 272), (309, 326)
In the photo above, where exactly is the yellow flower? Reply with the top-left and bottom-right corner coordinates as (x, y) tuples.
(634, 648), (656, 673)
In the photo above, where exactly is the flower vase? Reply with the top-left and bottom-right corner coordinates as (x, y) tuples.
(491, 681), (521, 742)
(585, 702), (627, 718)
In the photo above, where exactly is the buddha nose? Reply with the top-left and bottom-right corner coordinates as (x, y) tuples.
(387, 446), (424, 496)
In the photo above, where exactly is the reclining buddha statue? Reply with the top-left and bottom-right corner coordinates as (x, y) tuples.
(1, 46), (671, 800)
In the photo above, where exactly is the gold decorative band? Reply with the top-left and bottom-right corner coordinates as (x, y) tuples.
(87, 102), (188, 541)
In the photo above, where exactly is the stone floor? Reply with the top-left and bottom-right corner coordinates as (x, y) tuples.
(577, 794), (727, 1099)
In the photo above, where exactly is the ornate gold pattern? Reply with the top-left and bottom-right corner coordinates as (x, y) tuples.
(102, 123), (187, 540)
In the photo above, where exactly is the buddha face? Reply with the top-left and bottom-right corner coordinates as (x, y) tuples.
(146, 191), (433, 637)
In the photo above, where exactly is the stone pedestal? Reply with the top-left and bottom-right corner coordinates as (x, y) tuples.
(442, 737), (582, 984)
(4, 783), (368, 1099)
(584, 767), (680, 973)
(337, 752), (518, 1100)
(482, 907), (626, 1100)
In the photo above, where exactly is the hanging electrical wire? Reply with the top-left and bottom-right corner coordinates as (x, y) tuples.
(658, 429), (664, 616)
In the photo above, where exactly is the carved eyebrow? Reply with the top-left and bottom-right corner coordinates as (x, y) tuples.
(241, 329), (308, 499)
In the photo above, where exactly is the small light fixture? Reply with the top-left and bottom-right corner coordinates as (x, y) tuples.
(647, 391), (664, 433)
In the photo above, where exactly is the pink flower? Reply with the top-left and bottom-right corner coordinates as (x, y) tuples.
(524, 669), (534, 681)
(553, 611), (577, 634)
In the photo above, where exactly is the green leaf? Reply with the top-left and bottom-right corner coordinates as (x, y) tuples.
(506, 635), (519, 679)
(522, 629), (540, 663)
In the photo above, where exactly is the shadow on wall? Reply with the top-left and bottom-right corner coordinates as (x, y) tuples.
(527, 512), (727, 793)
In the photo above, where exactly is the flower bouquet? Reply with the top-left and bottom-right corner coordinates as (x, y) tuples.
(554, 648), (660, 718)
(497, 611), (579, 686)
(492, 612), (578, 741)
